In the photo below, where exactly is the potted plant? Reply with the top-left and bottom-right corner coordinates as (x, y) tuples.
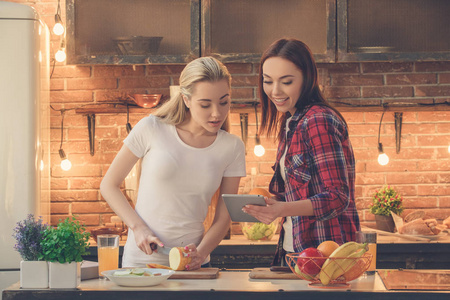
(12, 214), (49, 288)
(40, 216), (90, 289)
(369, 185), (404, 232)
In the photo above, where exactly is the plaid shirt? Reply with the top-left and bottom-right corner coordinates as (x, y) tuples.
(270, 105), (360, 265)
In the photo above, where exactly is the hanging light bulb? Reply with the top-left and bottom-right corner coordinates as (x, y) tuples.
(254, 134), (265, 157)
(55, 49), (66, 62)
(53, 0), (64, 36)
(57, 109), (71, 171)
(448, 144), (450, 153)
(253, 103), (265, 157)
(376, 111), (389, 165)
(377, 143), (389, 166)
(59, 149), (72, 171)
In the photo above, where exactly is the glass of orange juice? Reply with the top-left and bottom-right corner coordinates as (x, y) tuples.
(97, 234), (119, 277)
(356, 231), (377, 275)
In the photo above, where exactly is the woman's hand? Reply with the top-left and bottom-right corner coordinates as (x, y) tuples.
(242, 197), (283, 224)
(132, 224), (164, 255)
(183, 243), (207, 271)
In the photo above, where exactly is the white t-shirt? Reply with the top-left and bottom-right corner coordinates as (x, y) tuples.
(280, 116), (294, 253)
(122, 115), (246, 267)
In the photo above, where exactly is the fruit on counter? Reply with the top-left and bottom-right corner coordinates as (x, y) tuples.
(294, 264), (314, 280)
(296, 247), (325, 277)
(241, 221), (277, 240)
(169, 247), (192, 271)
(319, 241), (367, 285)
(114, 268), (155, 276)
(146, 263), (172, 270)
(317, 240), (340, 257)
(329, 248), (367, 281)
(342, 252), (370, 281)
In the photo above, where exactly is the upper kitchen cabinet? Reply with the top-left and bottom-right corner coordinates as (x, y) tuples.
(66, 0), (200, 64)
(202, 0), (336, 63)
(337, 0), (450, 61)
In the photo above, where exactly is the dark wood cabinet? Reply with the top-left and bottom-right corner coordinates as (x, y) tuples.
(337, 0), (450, 61)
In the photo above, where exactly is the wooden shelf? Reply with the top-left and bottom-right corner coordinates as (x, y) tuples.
(74, 102), (450, 115)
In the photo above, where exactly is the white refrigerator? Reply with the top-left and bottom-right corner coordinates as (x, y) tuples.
(0, 1), (50, 293)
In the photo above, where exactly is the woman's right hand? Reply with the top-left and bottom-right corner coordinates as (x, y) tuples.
(132, 224), (164, 255)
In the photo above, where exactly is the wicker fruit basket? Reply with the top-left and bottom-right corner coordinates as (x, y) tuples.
(285, 252), (372, 288)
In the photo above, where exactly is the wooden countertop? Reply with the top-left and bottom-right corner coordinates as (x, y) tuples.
(3, 271), (449, 300)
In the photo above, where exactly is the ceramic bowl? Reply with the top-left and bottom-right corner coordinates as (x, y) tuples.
(102, 268), (175, 287)
(129, 94), (162, 108)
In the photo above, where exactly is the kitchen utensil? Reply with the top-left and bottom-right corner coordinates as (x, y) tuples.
(156, 245), (172, 256)
(361, 226), (441, 241)
(113, 36), (163, 55)
(102, 268), (174, 287)
(128, 94), (162, 108)
(169, 268), (220, 279)
(249, 268), (298, 280)
(378, 269), (450, 290)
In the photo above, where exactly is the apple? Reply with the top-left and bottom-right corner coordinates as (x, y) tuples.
(296, 247), (325, 277)
(169, 247), (192, 271)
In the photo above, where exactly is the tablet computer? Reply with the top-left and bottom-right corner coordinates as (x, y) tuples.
(222, 194), (266, 222)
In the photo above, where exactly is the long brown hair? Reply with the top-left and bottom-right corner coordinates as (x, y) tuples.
(258, 38), (345, 141)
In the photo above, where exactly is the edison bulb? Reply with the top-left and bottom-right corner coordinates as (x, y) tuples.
(60, 158), (72, 171)
(55, 49), (66, 62)
(53, 22), (65, 36)
(40, 160), (44, 171)
(378, 153), (389, 166)
(254, 144), (265, 157)
(448, 144), (450, 153)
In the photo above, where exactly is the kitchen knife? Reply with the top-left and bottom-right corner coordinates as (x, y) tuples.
(150, 243), (172, 255)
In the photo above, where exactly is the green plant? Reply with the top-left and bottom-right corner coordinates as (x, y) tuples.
(39, 216), (90, 263)
(12, 214), (48, 261)
(369, 185), (404, 216)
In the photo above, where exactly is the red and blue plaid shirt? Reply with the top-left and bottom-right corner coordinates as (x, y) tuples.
(270, 105), (360, 264)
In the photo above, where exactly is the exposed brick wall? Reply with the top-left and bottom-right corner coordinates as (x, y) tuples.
(9, 0), (450, 231)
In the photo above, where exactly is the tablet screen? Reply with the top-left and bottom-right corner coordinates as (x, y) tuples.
(222, 194), (266, 222)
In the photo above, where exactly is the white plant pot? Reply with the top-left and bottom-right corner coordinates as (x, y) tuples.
(20, 260), (49, 289)
(48, 262), (81, 289)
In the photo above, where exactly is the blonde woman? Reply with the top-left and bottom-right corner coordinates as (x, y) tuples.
(100, 57), (246, 270)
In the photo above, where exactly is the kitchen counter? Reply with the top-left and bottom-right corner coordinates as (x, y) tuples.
(2, 270), (449, 300)
(82, 233), (450, 269)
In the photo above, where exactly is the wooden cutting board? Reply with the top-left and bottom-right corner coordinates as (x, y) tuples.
(169, 268), (220, 279)
(378, 269), (450, 290)
(249, 268), (299, 280)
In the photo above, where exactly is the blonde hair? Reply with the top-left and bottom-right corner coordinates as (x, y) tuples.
(154, 57), (232, 131)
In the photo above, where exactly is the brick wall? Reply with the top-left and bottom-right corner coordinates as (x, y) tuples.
(8, 1), (450, 231)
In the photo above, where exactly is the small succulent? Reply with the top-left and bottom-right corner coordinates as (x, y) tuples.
(12, 214), (48, 261)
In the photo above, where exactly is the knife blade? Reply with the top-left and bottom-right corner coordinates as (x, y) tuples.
(150, 243), (172, 255)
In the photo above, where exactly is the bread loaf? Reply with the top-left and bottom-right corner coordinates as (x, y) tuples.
(398, 218), (434, 235)
(444, 216), (450, 229)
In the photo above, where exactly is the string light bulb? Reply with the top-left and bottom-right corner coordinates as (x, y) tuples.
(53, 0), (64, 36)
(55, 49), (66, 62)
(253, 104), (265, 157)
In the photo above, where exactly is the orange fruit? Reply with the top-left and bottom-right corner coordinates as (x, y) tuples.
(249, 188), (272, 198)
(317, 240), (340, 257)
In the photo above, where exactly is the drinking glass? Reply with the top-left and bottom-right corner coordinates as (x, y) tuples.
(97, 234), (119, 277)
(356, 231), (377, 275)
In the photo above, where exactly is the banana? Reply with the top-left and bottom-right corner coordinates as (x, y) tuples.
(329, 248), (367, 281)
(319, 241), (367, 285)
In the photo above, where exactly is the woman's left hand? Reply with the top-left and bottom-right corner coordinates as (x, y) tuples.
(242, 197), (282, 224)
(183, 244), (207, 271)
